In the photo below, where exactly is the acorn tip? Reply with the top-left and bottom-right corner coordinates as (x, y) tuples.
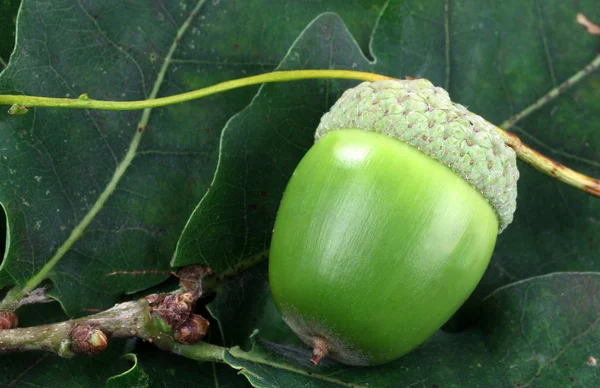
(311, 338), (329, 365)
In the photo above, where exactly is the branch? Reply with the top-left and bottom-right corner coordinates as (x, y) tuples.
(496, 126), (600, 196)
(0, 70), (391, 110)
(0, 70), (597, 199)
(0, 292), (224, 363)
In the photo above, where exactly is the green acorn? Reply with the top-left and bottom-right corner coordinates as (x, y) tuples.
(268, 79), (519, 366)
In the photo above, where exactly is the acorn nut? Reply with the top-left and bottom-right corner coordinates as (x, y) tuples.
(268, 79), (519, 366)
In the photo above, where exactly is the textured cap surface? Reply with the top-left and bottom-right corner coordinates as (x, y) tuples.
(316, 79), (518, 233)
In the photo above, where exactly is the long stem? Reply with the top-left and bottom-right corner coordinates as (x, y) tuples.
(0, 70), (392, 110)
(0, 70), (597, 199)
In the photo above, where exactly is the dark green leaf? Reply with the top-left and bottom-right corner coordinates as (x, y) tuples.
(2, 350), (131, 388)
(0, 0), (385, 315)
(207, 262), (301, 350)
(1, 0), (600, 386)
(369, 0), (600, 305)
(174, 0), (600, 327)
(221, 272), (600, 387)
(106, 354), (150, 388)
(172, 12), (373, 271)
(106, 350), (247, 388)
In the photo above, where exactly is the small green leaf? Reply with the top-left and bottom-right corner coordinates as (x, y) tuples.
(105, 354), (150, 388)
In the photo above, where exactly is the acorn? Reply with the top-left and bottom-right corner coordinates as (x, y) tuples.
(268, 79), (519, 366)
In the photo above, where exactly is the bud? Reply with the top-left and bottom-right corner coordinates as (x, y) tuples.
(151, 292), (194, 329)
(174, 314), (210, 344)
(7, 104), (28, 116)
(70, 325), (108, 355)
(0, 311), (18, 330)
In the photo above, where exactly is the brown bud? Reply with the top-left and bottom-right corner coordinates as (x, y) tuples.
(0, 311), (18, 330)
(174, 314), (210, 344)
(151, 292), (194, 329)
(70, 325), (108, 355)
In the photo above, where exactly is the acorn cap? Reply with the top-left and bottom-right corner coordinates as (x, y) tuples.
(316, 79), (518, 233)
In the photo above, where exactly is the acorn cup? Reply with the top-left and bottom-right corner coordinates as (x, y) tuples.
(268, 79), (519, 366)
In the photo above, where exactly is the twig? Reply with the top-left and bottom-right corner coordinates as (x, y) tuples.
(0, 293), (224, 362)
(0, 70), (596, 199)
(0, 70), (392, 110)
(495, 125), (600, 197)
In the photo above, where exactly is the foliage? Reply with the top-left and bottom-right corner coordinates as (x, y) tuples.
(0, 1), (599, 386)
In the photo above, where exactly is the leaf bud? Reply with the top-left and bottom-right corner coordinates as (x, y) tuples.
(174, 314), (210, 344)
(70, 325), (108, 355)
(0, 311), (18, 330)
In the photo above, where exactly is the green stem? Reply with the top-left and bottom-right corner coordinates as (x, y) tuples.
(172, 342), (226, 362)
(0, 70), (392, 111)
(1, 69), (597, 201)
(228, 346), (363, 387)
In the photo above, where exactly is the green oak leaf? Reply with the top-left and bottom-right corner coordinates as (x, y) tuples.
(172, 12), (373, 271)
(173, 1), (600, 325)
(0, 0), (386, 315)
(207, 262), (301, 350)
(220, 272), (600, 387)
(370, 0), (600, 322)
(106, 354), (150, 388)
(2, 348), (131, 388)
(0, 0), (599, 386)
(106, 350), (247, 388)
